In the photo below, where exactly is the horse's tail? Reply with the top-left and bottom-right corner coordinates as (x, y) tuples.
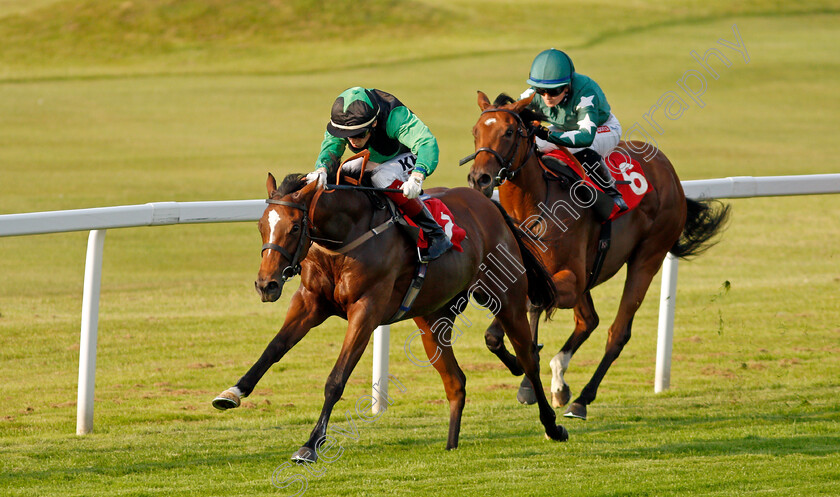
(491, 200), (558, 318)
(670, 198), (731, 259)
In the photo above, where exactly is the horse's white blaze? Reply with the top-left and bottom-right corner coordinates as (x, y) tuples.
(267, 209), (281, 247)
(549, 351), (572, 393)
(484, 117), (497, 126)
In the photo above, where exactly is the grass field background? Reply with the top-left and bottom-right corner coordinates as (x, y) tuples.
(1, 1), (839, 496)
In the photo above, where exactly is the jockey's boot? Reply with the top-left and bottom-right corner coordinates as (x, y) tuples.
(597, 159), (628, 213)
(575, 149), (628, 213)
(407, 200), (454, 261)
(384, 183), (453, 261)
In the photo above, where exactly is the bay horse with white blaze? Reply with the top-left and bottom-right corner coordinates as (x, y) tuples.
(465, 92), (730, 420)
(212, 171), (568, 462)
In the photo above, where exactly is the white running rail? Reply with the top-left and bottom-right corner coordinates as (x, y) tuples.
(2, 174), (839, 433)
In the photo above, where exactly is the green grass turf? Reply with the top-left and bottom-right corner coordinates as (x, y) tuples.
(1, 2), (839, 496)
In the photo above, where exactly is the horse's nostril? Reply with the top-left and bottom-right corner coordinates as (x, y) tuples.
(265, 281), (279, 293)
(478, 174), (492, 187)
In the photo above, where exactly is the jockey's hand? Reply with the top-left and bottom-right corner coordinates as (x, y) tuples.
(341, 157), (364, 174)
(402, 171), (424, 199)
(305, 167), (327, 188)
(533, 125), (550, 140)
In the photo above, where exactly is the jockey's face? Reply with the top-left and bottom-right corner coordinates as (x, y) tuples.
(539, 86), (568, 108)
(346, 122), (375, 149)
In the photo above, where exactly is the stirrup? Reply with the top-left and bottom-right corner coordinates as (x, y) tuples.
(613, 196), (629, 212)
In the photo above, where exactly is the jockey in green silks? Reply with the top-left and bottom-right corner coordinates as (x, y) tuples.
(522, 48), (628, 212)
(305, 87), (453, 260)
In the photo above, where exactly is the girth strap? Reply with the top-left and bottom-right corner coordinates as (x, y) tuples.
(585, 220), (611, 292)
(383, 262), (429, 324)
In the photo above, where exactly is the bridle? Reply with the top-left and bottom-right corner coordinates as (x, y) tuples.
(459, 107), (536, 185)
(261, 198), (311, 282)
(260, 185), (390, 282)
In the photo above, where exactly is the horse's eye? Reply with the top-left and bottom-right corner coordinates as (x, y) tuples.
(290, 224), (300, 233)
(504, 129), (514, 137)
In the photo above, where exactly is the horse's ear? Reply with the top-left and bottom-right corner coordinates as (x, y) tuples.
(477, 91), (492, 111)
(266, 173), (277, 196)
(512, 93), (535, 113)
(293, 178), (319, 202)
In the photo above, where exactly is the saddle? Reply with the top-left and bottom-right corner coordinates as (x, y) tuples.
(331, 151), (465, 323)
(538, 152), (615, 222)
(538, 148), (651, 222)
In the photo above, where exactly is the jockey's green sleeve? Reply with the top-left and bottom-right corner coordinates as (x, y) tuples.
(315, 132), (346, 171)
(384, 106), (439, 177)
(527, 73), (611, 149)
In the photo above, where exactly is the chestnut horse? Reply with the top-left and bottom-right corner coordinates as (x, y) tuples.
(212, 172), (568, 463)
(465, 92), (730, 420)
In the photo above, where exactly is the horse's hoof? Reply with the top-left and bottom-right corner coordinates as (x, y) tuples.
(544, 424), (570, 442)
(291, 446), (317, 464)
(551, 385), (571, 408)
(516, 378), (537, 405)
(563, 402), (587, 420)
(212, 389), (241, 410)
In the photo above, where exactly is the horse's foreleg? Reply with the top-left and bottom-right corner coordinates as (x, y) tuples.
(567, 255), (663, 420)
(551, 291), (598, 408)
(212, 289), (329, 410)
(516, 305), (544, 405)
(498, 305), (568, 443)
(291, 302), (381, 463)
(415, 315), (467, 450)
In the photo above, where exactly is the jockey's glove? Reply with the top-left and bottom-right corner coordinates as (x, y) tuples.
(402, 171), (424, 199)
(533, 125), (551, 141)
(306, 167), (327, 188)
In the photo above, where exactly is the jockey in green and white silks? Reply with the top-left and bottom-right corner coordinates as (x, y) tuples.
(305, 86), (453, 261)
(521, 49), (628, 212)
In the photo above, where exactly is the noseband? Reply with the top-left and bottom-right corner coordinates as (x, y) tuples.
(459, 108), (535, 185)
(262, 198), (310, 282)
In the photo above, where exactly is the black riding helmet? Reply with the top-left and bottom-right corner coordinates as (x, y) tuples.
(326, 87), (380, 138)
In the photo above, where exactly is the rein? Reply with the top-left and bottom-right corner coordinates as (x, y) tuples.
(324, 184), (403, 194)
(458, 107), (536, 185)
(262, 185), (401, 279)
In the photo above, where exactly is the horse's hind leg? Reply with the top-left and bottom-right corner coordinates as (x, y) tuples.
(415, 314), (467, 450)
(484, 318), (523, 376)
(497, 305), (568, 442)
(566, 252), (666, 420)
(550, 291), (599, 408)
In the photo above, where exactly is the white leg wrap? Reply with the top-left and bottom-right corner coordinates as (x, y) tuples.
(549, 351), (572, 393)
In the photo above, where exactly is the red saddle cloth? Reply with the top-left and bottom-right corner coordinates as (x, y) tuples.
(542, 149), (652, 220)
(404, 197), (466, 252)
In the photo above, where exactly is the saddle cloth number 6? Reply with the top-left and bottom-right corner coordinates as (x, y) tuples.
(618, 162), (648, 195)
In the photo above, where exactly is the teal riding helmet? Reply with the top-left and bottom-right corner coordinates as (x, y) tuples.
(527, 49), (576, 89)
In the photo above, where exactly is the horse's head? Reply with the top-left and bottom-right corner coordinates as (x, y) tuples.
(255, 173), (319, 302)
(465, 91), (536, 198)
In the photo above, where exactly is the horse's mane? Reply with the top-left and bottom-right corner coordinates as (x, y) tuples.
(275, 173), (307, 197)
(493, 93), (547, 128)
(273, 166), (375, 199)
